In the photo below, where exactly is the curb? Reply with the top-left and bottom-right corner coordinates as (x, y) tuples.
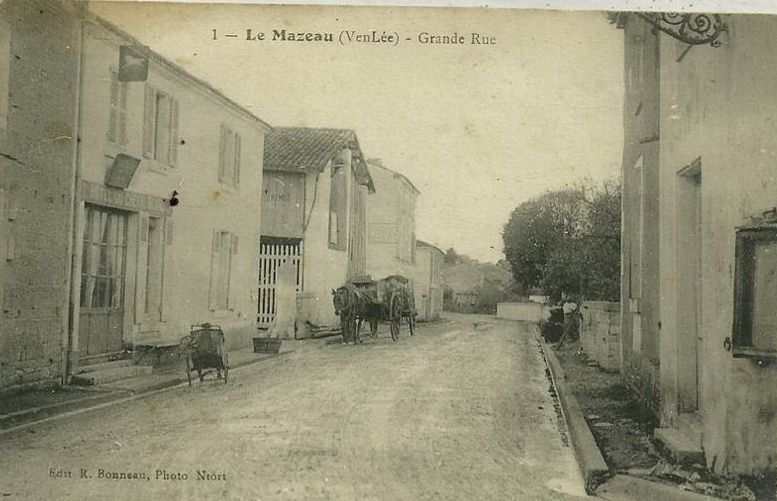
(0, 351), (290, 438)
(540, 338), (610, 494)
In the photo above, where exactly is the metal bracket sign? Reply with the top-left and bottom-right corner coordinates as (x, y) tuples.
(636, 12), (726, 47)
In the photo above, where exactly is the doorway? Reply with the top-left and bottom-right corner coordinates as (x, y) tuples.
(78, 205), (129, 358)
(677, 161), (702, 413)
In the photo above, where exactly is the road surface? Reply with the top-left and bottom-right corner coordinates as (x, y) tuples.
(0, 314), (586, 500)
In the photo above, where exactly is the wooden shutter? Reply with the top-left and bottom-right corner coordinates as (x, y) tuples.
(142, 85), (155, 159)
(119, 80), (128, 145)
(218, 125), (227, 183)
(233, 133), (241, 187)
(169, 98), (179, 166)
(108, 70), (119, 143)
(135, 212), (149, 322)
(209, 230), (220, 310)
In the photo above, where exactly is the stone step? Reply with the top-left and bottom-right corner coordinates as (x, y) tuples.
(676, 413), (703, 449)
(654, 427), (705, 466)
(78, 359), (134, 373)
(71, 365), (152, 386)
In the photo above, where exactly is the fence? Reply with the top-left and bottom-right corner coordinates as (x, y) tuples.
(257, 240), (303, 328)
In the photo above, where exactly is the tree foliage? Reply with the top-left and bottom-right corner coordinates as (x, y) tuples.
(502, 179), (621, 302)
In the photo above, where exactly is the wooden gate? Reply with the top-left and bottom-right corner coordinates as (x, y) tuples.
(257, 239), (303, 328)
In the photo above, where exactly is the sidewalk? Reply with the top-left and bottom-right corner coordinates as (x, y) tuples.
(0, 341), (300, 434)
(538, 331), (727, 500)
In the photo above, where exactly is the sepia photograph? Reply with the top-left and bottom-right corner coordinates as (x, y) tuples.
(0, 0), (775, 499)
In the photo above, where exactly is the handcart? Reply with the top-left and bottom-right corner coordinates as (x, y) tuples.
(180, 323), (229, 385)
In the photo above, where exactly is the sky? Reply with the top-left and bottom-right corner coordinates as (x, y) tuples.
(91, 2), (624, 262)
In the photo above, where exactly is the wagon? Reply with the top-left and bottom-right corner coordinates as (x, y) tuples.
(334, 275), (416, 343)
(180, 323), (229, 385)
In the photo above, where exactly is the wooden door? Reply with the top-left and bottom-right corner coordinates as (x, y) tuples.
(79, 205), (128, 357)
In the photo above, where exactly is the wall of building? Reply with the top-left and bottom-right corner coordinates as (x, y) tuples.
(655, 15), (777, 475)
(260, 171), (305, 239)
(75, 21), (266, 353)
(620, 18), (662, 417)
(0, 0), (82, 392)
(296, 152), (350, 328)
(409, 246), (443, 322)
(366, 163), (417, 281)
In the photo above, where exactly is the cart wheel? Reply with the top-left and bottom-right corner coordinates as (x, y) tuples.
(223, 354), (229, 384)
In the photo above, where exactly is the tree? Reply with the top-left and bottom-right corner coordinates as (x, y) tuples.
(502, 179), (621, 302)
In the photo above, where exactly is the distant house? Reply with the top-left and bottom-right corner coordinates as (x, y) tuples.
(442, 261), (512, 313)
(412, 241), (444, 322)
(260, 128), (375, 336)
(365, 159), (419, 279)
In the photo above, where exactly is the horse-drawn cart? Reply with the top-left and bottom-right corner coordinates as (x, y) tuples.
(333, 275), (416, 343)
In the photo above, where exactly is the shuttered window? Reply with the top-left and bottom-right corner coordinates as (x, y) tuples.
(143, 85), (179, 166)
(209, 230), (238, 311)
(107, 69), (128, 145)
(218, 125), (241, 187)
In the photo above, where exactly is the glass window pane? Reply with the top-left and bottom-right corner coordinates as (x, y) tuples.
(752, 242), (777, 351)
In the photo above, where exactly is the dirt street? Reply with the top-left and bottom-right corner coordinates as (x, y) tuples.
(0, 314), (586, 500)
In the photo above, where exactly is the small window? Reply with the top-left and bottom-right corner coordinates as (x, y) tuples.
(218, 125), (241, 187)
(733, 228), (777, 357)
(143, 85), (179, 166)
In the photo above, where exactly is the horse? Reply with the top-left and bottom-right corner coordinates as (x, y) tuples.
(332, 285), (378, 344)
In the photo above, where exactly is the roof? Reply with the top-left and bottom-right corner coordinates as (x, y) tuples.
(367, 160), (420, 195)
(416, 240), (444, 255)
(86, 13), (271, 131)
(264, 127), (375, 192)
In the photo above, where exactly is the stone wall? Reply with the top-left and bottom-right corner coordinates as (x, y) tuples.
(496, 302), (547, 323)
(0, 0), (82, 393)
(579, 302), (621, 371)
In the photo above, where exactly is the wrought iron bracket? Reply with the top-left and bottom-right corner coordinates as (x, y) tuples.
(636, 12), (726, 47)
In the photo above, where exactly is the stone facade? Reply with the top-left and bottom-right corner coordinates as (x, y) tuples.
(579, 302), (620, 372)
(0, 0), (83, 392)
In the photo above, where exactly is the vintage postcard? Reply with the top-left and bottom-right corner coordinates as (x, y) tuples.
(0, 0), (775, 499)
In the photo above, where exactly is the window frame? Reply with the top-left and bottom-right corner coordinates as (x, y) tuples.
(732, 226), (777, 359)
(143, 84), (179, 167)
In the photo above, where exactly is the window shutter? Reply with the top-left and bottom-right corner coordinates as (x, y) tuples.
(108, 70), (119, 143)
(119, 81), (128, 145)
(142, 85), (155, 159)
(135, 212), (149, 322)
(233, 133), (241, 187)
(169, 98), (179, 166)
(231, 233), (238, 255)
(209, 230), (220, 310)
(218, 125), (227, 183)
(139, 214), (149, 242)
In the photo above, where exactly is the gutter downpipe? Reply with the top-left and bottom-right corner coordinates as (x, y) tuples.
(63, 12), (85, 385)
